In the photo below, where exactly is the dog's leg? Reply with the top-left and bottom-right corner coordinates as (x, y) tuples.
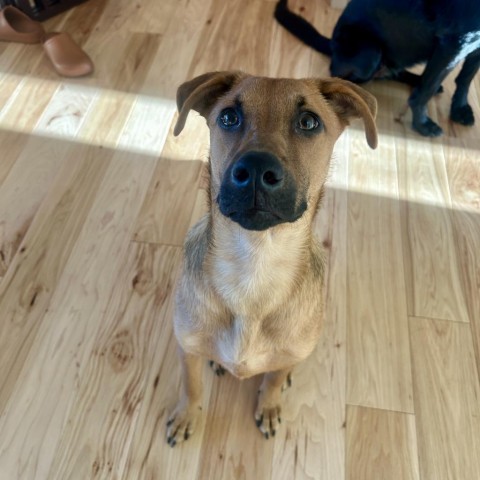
(390, 70), (444, 94)
(166, 349), (203, 447)
(255, 369), (292, 439)
(450, 49), (480, 126)
(408, 42), (462, 136)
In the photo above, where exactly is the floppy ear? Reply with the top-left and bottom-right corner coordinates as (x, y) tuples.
(318, 78), (378, 149)
(174, 71), (245, 136)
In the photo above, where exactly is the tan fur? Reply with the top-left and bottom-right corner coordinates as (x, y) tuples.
(166, 72), (377, 445)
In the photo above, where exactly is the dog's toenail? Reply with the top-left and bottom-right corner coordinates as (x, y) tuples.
(184, 431), (190, 440)
(264, 432), (269, 440)
(255, 415), (263, 427)
(272, 429), (276, 436)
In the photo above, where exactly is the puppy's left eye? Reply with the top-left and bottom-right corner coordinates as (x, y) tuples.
(296, 112), (322, 132)
(218, 108), (241, 129)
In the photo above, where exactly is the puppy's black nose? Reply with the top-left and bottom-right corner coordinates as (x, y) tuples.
(230, 151), (284, 191)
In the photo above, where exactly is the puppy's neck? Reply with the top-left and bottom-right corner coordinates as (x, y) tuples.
(207, 207), (313, 317)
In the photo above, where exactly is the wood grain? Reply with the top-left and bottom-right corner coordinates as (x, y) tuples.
(0, 136), (72, 277)
(396, 137), (470, 323)
(0, 146), (111, 414)
(410, 317), (480, 480)
(346, 128), (414, 413)
(0, 151), (157, 480)
(444, 137), (480, 377)
(346, 406), (420, 480)
(47, 243), (182, 479)
(133, 113), (206, 245)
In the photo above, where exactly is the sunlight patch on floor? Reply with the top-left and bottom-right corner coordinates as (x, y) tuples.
(0, 73), (177, 157)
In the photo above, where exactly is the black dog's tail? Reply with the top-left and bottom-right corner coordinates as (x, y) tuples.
(274, 0), (332, 56)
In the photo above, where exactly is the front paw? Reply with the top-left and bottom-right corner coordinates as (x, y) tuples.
(255, 387), (286, 439)
(450, 103), (475, 126)
(255, 403), (282, 439)
(412, 117), (443, 137)
(166, 403), (202, 447)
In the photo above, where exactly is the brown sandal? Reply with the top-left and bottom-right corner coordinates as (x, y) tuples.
(0, 6), (45, 43)
(43, 32), (93, 77)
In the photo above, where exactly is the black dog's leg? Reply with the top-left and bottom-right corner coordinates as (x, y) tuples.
(391, 70), (443, 94)
(408, 41), (460, 137)
(450, 49), (480, 126)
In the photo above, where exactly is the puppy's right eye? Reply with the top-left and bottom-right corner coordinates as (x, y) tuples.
(218, 108), (241, 129)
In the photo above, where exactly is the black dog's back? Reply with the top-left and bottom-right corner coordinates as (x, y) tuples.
(275, 0), (480, 74)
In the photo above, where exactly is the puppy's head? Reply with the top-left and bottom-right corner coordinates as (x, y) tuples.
(175, 72), (377, 231)
(331, 26), (382, 83)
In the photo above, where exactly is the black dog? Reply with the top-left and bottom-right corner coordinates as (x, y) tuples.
(275, 0), (480, 136)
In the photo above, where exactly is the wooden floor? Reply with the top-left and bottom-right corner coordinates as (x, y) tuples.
(1, 1), (479, 478)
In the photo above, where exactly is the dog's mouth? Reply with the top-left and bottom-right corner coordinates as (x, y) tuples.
(223, 205), (304, 231)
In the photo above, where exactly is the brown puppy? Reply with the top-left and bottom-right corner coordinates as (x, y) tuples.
(167, 72), (377, 446)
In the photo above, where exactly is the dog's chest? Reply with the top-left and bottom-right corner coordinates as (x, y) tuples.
(449, 31), (480, 67)
(214, 317), (302, 379)
(210, 229), (303, 316)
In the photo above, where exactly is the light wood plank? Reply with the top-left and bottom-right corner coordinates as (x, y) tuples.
(133, 158), (202, 245)
(444, 137), (480, 375)
(0, 151), (157, 480)
(0, 43), (45, 78)
(76, 90), (136, 147)
(141, 0), (214, 99)
(196, 375), (274, 480)
(0, 77), (59, 132)
(0, 72), (23, 113)
(331, 0), (348, 8)
(396, 137), (470, 322)
(347, 128), (414, 413)
(81, 29), (161, 92)
(0, 146), (111, 414)
(115, 95), (175, 156)
(34, 83), (99, 139)
(47, 243), (182, 479)
(0, 131), (28, 188)
(134, 113), (206, 245)
(410, 316), (480, 480)
(0, 136), (72, 276)
(190, 0), (277, 77)
(346, 406), (420, 480)
(94, 0), (178, 35)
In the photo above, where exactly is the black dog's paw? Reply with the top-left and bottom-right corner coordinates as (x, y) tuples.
(412, 117), (443, 137)
(209, 360), (226, 376)
(450, 103), (475, 126)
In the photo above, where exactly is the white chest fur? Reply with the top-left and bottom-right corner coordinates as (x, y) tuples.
(449, 31), (480, 68)
(210, 222), (307, 317)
